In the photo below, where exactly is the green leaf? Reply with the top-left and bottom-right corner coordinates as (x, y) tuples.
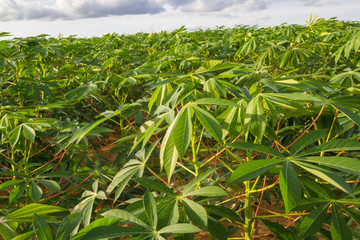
(229, 141), (285, 158)
(331, 204), (352, 240)
(70, 218), (120, 240)
(332, 103), (360, 127)
(207, 217), (227, 240)
(143, 189), (158, 229)
(244, 95), (266, 142)
(195, 60), (223, 74)
(79, 226), (148, 240)
(295, 161), (353, 195)
(203, 205), (244, 224)
(158, 223), (202, 234)
(299, 203), (329, 239)
(66, 106), (135, 148)
(339, 205), (360, 226)
(298, 139), (360, 156)
(261, 219), (298, 240)
(9, 183), (27, 204)
(29, 181), (43, 203)
(102, 209), (150, 229)
(11, 231), (35, 240)
(0, 223), (16, 240)
(106, 164), (139, 196)
(192, 105), (222, 143)
(37, 179), (61, 192)
(5, 204), (66, 222)
(72, 196), (95, 227)
(182, 198), (208, 228)
(170, 200), (179, 225)
(9, 126), (21, 149)
(279, 161), (302, 213)
(300, 156), (360, 175)
(0, 179), (26, 191)
(136, 178), (174, 196)
(173, 107), (193, 158)
(160, 111), (179, 181)
(265, 93), (322, 102)
(33, 213), (53, 240)
(229, 159), (284, 184)
(183, 186), (228, 197)
(289, 130), (327, 156)
(193, 98), (240, 108)
(56, 213), (83, 240)
(182, 169), (215, 195)
(22, 124), (36, 142)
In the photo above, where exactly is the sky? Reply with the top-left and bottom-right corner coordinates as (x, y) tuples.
(0, 0), (359, 38)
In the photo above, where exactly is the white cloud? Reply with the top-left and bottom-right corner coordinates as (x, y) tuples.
(0, 0), (24, 21)
(0, 0), (353, 22)
(0, 0), (164, 21)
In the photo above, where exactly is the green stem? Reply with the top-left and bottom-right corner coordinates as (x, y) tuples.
(244, 154), (252, 240)
(244, 180), (252, 240)
(191, 133), (199, 176)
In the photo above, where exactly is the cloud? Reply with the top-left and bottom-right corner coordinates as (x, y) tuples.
(0, 0), (164, 21)
(57, 0), (164, 18)
(0, 0), (24, 21)
(0, 0), (342, 21)
(299, 0), (334, 6)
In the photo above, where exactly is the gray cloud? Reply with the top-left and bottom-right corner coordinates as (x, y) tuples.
(298, 0), (334, 6)
(0, 0), (164, 21)
(0, 0), (24, 21)
(0, 0), (341, 21)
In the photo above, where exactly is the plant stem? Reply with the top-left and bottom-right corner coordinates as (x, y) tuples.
(244, 179), (252, 240)
(244, 154), (252, 240)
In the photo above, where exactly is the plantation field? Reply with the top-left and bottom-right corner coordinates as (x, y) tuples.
(1, 16), (360, 239)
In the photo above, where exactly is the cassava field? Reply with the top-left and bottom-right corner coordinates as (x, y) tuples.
(1, 16), (360, 240)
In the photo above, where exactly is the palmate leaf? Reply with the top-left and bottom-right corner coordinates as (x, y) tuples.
(294, 161), (353, 195)
(289, 129), (327, 156)
(78, 226), (149, 240)
(33, 213), (53, 240)
(203, 205), (244, 224)
(229, 141), (285, 158)
(192, 105), (222, 143)
(192, 97), (241, 108)
(244, 95), (266, 142)
(102, 209), (150, 229)
(299, 203), (329, 239)
(300, 156), (360, 175)
(5, 204), (66, 223)
(66, 104), (137, 148)
(22, 124), (36, 142)
(261, 219), (298, 240)
(56, 213), (83, 240)
(330, 204), (352, 240)
(160, 108), (180, 181)
(297, 139), (360, 157)
(136, 178), (174, 196)
(182, 198), (208, 228)
(183, 186), (228, 197)
(173, 107), (192, 158)
(143, 189), (158, 229)
(157, 223), (202, 234)
(194, 60), (223, 74)
(29, 181), (43, 203)
(182, 169), (215, 195)
(279, 161), (302, 213)
(229, 159), (284, 184)
(207, 217), (227, 240)
(331, 103), (360, 127)
(70, 218), (120, 240)
(106, 164), (140, 197)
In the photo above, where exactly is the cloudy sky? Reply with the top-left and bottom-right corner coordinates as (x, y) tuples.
(0, 0), (359, 38)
